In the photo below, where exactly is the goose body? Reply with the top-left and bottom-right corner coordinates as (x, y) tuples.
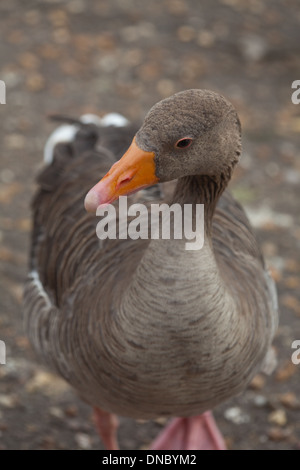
(24, 90), (278, 447)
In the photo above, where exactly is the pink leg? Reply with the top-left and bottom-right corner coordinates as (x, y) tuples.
(150, 412), (226, 450)
(93, 407), (119, 450)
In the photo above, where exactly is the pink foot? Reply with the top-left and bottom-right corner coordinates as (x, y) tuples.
(93, 407), (119, 450)
(150, 412), (226, 450)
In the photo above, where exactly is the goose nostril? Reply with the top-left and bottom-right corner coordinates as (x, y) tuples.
(116, 175), (133, 190)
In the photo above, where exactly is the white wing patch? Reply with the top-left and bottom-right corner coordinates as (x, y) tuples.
(99, 113), (129, 127)
(44, 112), (129, 165)
(44, 124), (78, 164)
(80, 114), (103, 125)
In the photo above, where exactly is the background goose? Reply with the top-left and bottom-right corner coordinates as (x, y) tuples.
(24, 89), (278, 450)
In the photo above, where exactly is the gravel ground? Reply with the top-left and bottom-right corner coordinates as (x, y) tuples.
(0, 0), (300, 450)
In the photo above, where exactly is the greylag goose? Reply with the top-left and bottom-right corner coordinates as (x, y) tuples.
(24, 89), (278, 450)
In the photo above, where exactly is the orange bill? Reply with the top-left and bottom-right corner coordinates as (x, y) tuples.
(84, 137), (158, 213)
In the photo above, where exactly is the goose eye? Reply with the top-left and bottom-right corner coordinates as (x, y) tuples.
(175, 138), (193, 149)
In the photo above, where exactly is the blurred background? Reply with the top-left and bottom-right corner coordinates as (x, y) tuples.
(0, 0), (300, 450)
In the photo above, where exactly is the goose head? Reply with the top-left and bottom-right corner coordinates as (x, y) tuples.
(84, 89), (241, 212)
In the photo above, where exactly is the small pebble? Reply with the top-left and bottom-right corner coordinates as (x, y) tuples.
(268, 409), (287, 427)
(279, 392), (300, 410)
(25, 370), (69, 396)
(0, 394), (17, 408)
(154, 417), (168, 426)
(249, 374), (265, 390)
(253, 395), (268, 407)
(64, 405), (78, 418)
(224, 407), (250, 424)
(75, 432), (93, 450)
(49, 407), (64, 419)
